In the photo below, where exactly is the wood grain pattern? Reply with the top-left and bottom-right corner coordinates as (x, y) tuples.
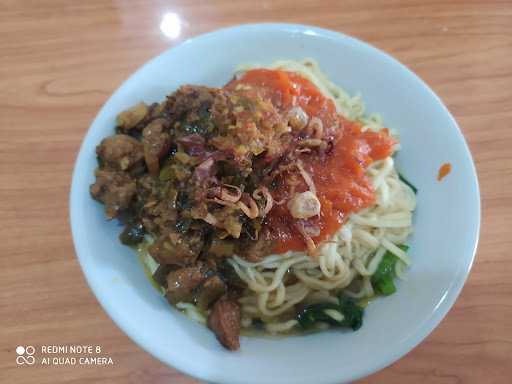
(1, 0), (511, 383)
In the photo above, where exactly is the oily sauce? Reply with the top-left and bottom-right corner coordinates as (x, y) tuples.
(437, 163), (452, 181)
(229, 69), (395, 254)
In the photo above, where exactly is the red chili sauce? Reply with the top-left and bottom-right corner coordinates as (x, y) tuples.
(228, 69), (395, 254)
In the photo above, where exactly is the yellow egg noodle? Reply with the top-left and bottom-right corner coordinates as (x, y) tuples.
(139, 59), (416, 334)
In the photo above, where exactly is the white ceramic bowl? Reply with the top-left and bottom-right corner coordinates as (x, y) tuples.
(70, 23), (480, 384)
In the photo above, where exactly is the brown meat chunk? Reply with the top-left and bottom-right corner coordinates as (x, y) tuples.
(208, 238), (235, 261)
(116, 102), (149, 130)
(136, 174), (159, 200)
(167, 86), (218, 128)
(207, 297), (241, 351)
(149, 230), (203, 267)
(217, 261), (246, 291)
(142, 118), (171, 175)
(195, 275), (226, 310)
(90, 169), (136, 219)
(137, 176), (177, 234)
(148, 201), (179, 233)
(211, 207), (243, 239)
(237, 228), (274, 262)
(165, 264), (208, 304)
(96, 134), (144, 171)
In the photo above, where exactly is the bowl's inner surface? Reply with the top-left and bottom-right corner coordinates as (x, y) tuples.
(71, 24), (479, 384)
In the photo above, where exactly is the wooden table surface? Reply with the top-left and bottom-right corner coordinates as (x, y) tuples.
(1, 1), (511, 383)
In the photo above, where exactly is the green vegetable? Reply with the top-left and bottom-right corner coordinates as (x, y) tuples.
(371, 245), (409, 296)
(398, 244), (409, 252)
(181, 104), (212, 136)
(175, 218), (192, 234)
(371, 253), (397, 295)
(297, 295), (364, 331)
(176, 191), (191, 210)
(119, 222), (145, 246)
(159, 164), (175, 181)
(338, 295), (364, 330)
(297, 303), (341, 329)
(398, 173), (418, 194)
(357, 296), (373, 308)
(181, 111), (212, 136)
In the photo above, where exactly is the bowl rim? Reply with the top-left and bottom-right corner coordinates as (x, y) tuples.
(70, 22), (481, 384)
